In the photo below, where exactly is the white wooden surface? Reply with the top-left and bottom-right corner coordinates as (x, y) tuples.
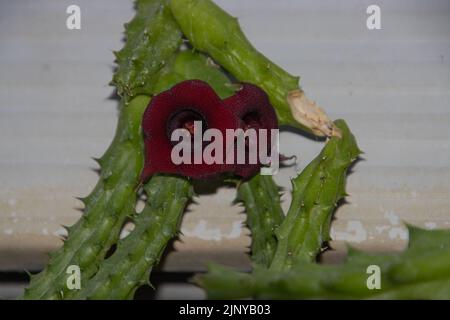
(0, 0), (450, 274)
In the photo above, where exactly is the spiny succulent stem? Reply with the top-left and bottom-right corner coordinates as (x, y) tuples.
(170, 0), (337, 136)
(196, 120), (361, 298)
(69, 175), (193, 300)
(203, 226), (450, 299)
(67, 49), (237, 299)
(237, 174), (284, 268)
(270, 120), (361, 270)
(22, 96), (149, 299)
(21, 0), (181, 300)
(112, 0), (183, 101)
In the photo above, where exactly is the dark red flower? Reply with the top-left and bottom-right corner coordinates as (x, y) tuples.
(141, 80), (240, 180)
(223, 83), (279, 178)
(141, 80), (279, 181)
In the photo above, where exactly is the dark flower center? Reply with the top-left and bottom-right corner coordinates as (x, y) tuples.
(166, 109), (207, 140)
(242, 111), (262, 131)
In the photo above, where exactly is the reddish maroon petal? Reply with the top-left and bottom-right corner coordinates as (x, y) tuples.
(224, 83), (278, 131)
(141, 80), (240, 180)
(223, 83), (279, 178)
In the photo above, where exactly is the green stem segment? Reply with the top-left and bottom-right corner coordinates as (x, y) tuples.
(66, 50), (237, 299)
(70, 175), (193, 300)
(170, 0), (338, 136)
(112, 0), (182, 101)
(22, 96), (149, 299)
(237, 175), (284, 268)
(200, 226), (450, 299)
(196, 120), (361, 299)
(270, 119), (361, 270)
(170, 0), (297, 126)
(153, 50), (235, 99)
(22, 0), (181, 300)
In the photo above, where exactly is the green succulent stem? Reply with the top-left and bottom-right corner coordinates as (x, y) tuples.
(70, 175), (193, 300)
(170, 0), (297, 126)
(270, 119), (361, 270)
(237, 175), (285, 268)
(170, 0), (338, 136)
(64, 49), (237, 299)
(199, 226), (450, 299)
(22, 95), (149, 299)
(153, 50), (235, 98)
(197, 120), (361, 299)
(112, 0), (183, 101)
(22, 0), (181, 300)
